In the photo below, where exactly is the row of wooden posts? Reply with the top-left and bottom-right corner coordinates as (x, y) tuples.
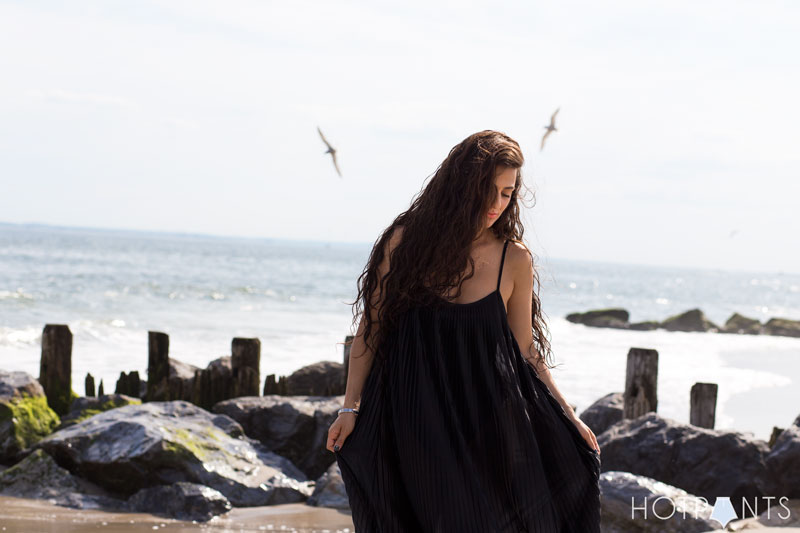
(39, 324), (334, 415)
(40, 326), (720, 431)
(624, 347), (718, 430)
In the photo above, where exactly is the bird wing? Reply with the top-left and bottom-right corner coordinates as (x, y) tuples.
(331, 151), (342, 177)
(317, 126), (334, 151)
(540, 129), (552, 151)
(549, 107), (560, 128)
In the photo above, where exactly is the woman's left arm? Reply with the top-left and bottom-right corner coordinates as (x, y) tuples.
(504, 242), (600, 453)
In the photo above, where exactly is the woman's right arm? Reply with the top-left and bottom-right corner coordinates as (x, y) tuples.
(341, 315), (373, 411)
(327, 226), (403, 452)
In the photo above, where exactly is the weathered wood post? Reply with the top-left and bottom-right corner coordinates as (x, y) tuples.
(343, 335), (354, 392)
(232, 338), (260, 397)
(192, 356), (233, 410)
(147, 331), (169, 401)
(263, 374), (277, 395)
(690, 382), (718, 429)
(85, 373), (95, 397)
(116, 371), (141, 398)
(40, 324), (73, 415)
(623, 347), (658, 419)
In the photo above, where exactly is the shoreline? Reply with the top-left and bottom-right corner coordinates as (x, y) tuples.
(0, 495), (355, 532)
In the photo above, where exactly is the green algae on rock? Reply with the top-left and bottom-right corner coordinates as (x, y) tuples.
(0, 371), (60, 463)
(35, 400), (313, 506)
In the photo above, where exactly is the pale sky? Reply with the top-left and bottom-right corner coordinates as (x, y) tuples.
(1, 1), (798, 274)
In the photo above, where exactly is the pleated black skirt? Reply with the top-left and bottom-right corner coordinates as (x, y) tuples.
(335, 287), (601, 532)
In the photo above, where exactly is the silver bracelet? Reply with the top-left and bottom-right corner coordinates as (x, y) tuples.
(338, 407), (359, 416)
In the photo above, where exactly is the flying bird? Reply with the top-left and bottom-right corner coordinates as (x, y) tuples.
(317, 126), (342, 177)
(540, 107), (560, 151)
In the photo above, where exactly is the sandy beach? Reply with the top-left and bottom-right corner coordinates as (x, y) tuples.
(0, 496), (355, 533)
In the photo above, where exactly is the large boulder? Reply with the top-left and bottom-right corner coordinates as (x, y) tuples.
(126, 482), (231, 522)
(579, 392), (624, 437)
(0, 370), (60, 464)
(213, 395), (342, 480)
(286, 361), (345, 396)
(0, 449), (124, 510)
(307, 462), (349, 510)
(565, 308), (629, 329)
(722, 313), (762, 335)
(34, 400), (313, 506)
(765, 423), (800, 499)
(762, 317), (800, 338)
(597, 413), (769, 504)
(660, 309), (718, 332)
(600, 470), (717, 532)
(57, 394), (141, 430)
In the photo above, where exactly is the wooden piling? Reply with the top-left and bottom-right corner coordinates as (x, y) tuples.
(624, 347), (659, 419)
(263, 374), (278, 395)
(232, 338), (260, 397)
(690, 382), (718, 429)
(192, 356), (233, 411)
(85, 373), (95, 398)
(115, 371), (141, 398)
(39, 324), (73, 415)
(147, 331), (169, 402)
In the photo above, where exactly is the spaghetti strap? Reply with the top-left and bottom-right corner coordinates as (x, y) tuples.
(497, 239), (510, 291)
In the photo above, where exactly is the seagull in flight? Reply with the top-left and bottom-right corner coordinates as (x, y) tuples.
(540, 107), (560, 151)
(317, 126), (342, 177)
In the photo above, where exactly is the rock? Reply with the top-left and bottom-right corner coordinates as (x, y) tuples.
(0, 370), (60, 464)
(597, 412), (769, 504)
(661, 309), (719, 332)
(579, 393), (623, 437)
(56, 394), (141, 430)
(146, 358), (199, 402)
(762, 317), (800, 338)
(751, 498), (800, 527)
(286, 361), (345, 396)
(0, 449), (124, 510)
(35, 400), (313, 506)
(192, 356), (234, 411)
(722, 313), (762, 335)
(765, 425), (800, 499)
(126, 482), (231, 522)
(600, 470), (717, 532)
(565, 308), (630, 329)
(307, 462), (349, 510)
(213, 395), (342, 480)
(629, 321), (661, 331)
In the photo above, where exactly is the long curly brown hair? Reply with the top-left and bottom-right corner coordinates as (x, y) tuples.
(348, 130), (555, 371)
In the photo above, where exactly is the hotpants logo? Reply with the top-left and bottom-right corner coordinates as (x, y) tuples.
(630, 495), (791, 527)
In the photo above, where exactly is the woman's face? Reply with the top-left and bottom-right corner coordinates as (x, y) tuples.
(486, 165), (517, 227)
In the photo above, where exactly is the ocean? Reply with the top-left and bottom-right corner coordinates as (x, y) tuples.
(1, 222), (799, 441)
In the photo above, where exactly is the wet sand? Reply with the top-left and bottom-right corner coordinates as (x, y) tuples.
(0, 496), (355, 533)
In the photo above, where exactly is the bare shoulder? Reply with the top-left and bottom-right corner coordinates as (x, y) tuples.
(505, 239), (533, 272)
(384, 225), (404, 256)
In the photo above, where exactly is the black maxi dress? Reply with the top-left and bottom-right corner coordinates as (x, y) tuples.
(335, 240), (602, 532)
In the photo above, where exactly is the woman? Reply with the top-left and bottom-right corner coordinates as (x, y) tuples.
(327, 130), (602, 532)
